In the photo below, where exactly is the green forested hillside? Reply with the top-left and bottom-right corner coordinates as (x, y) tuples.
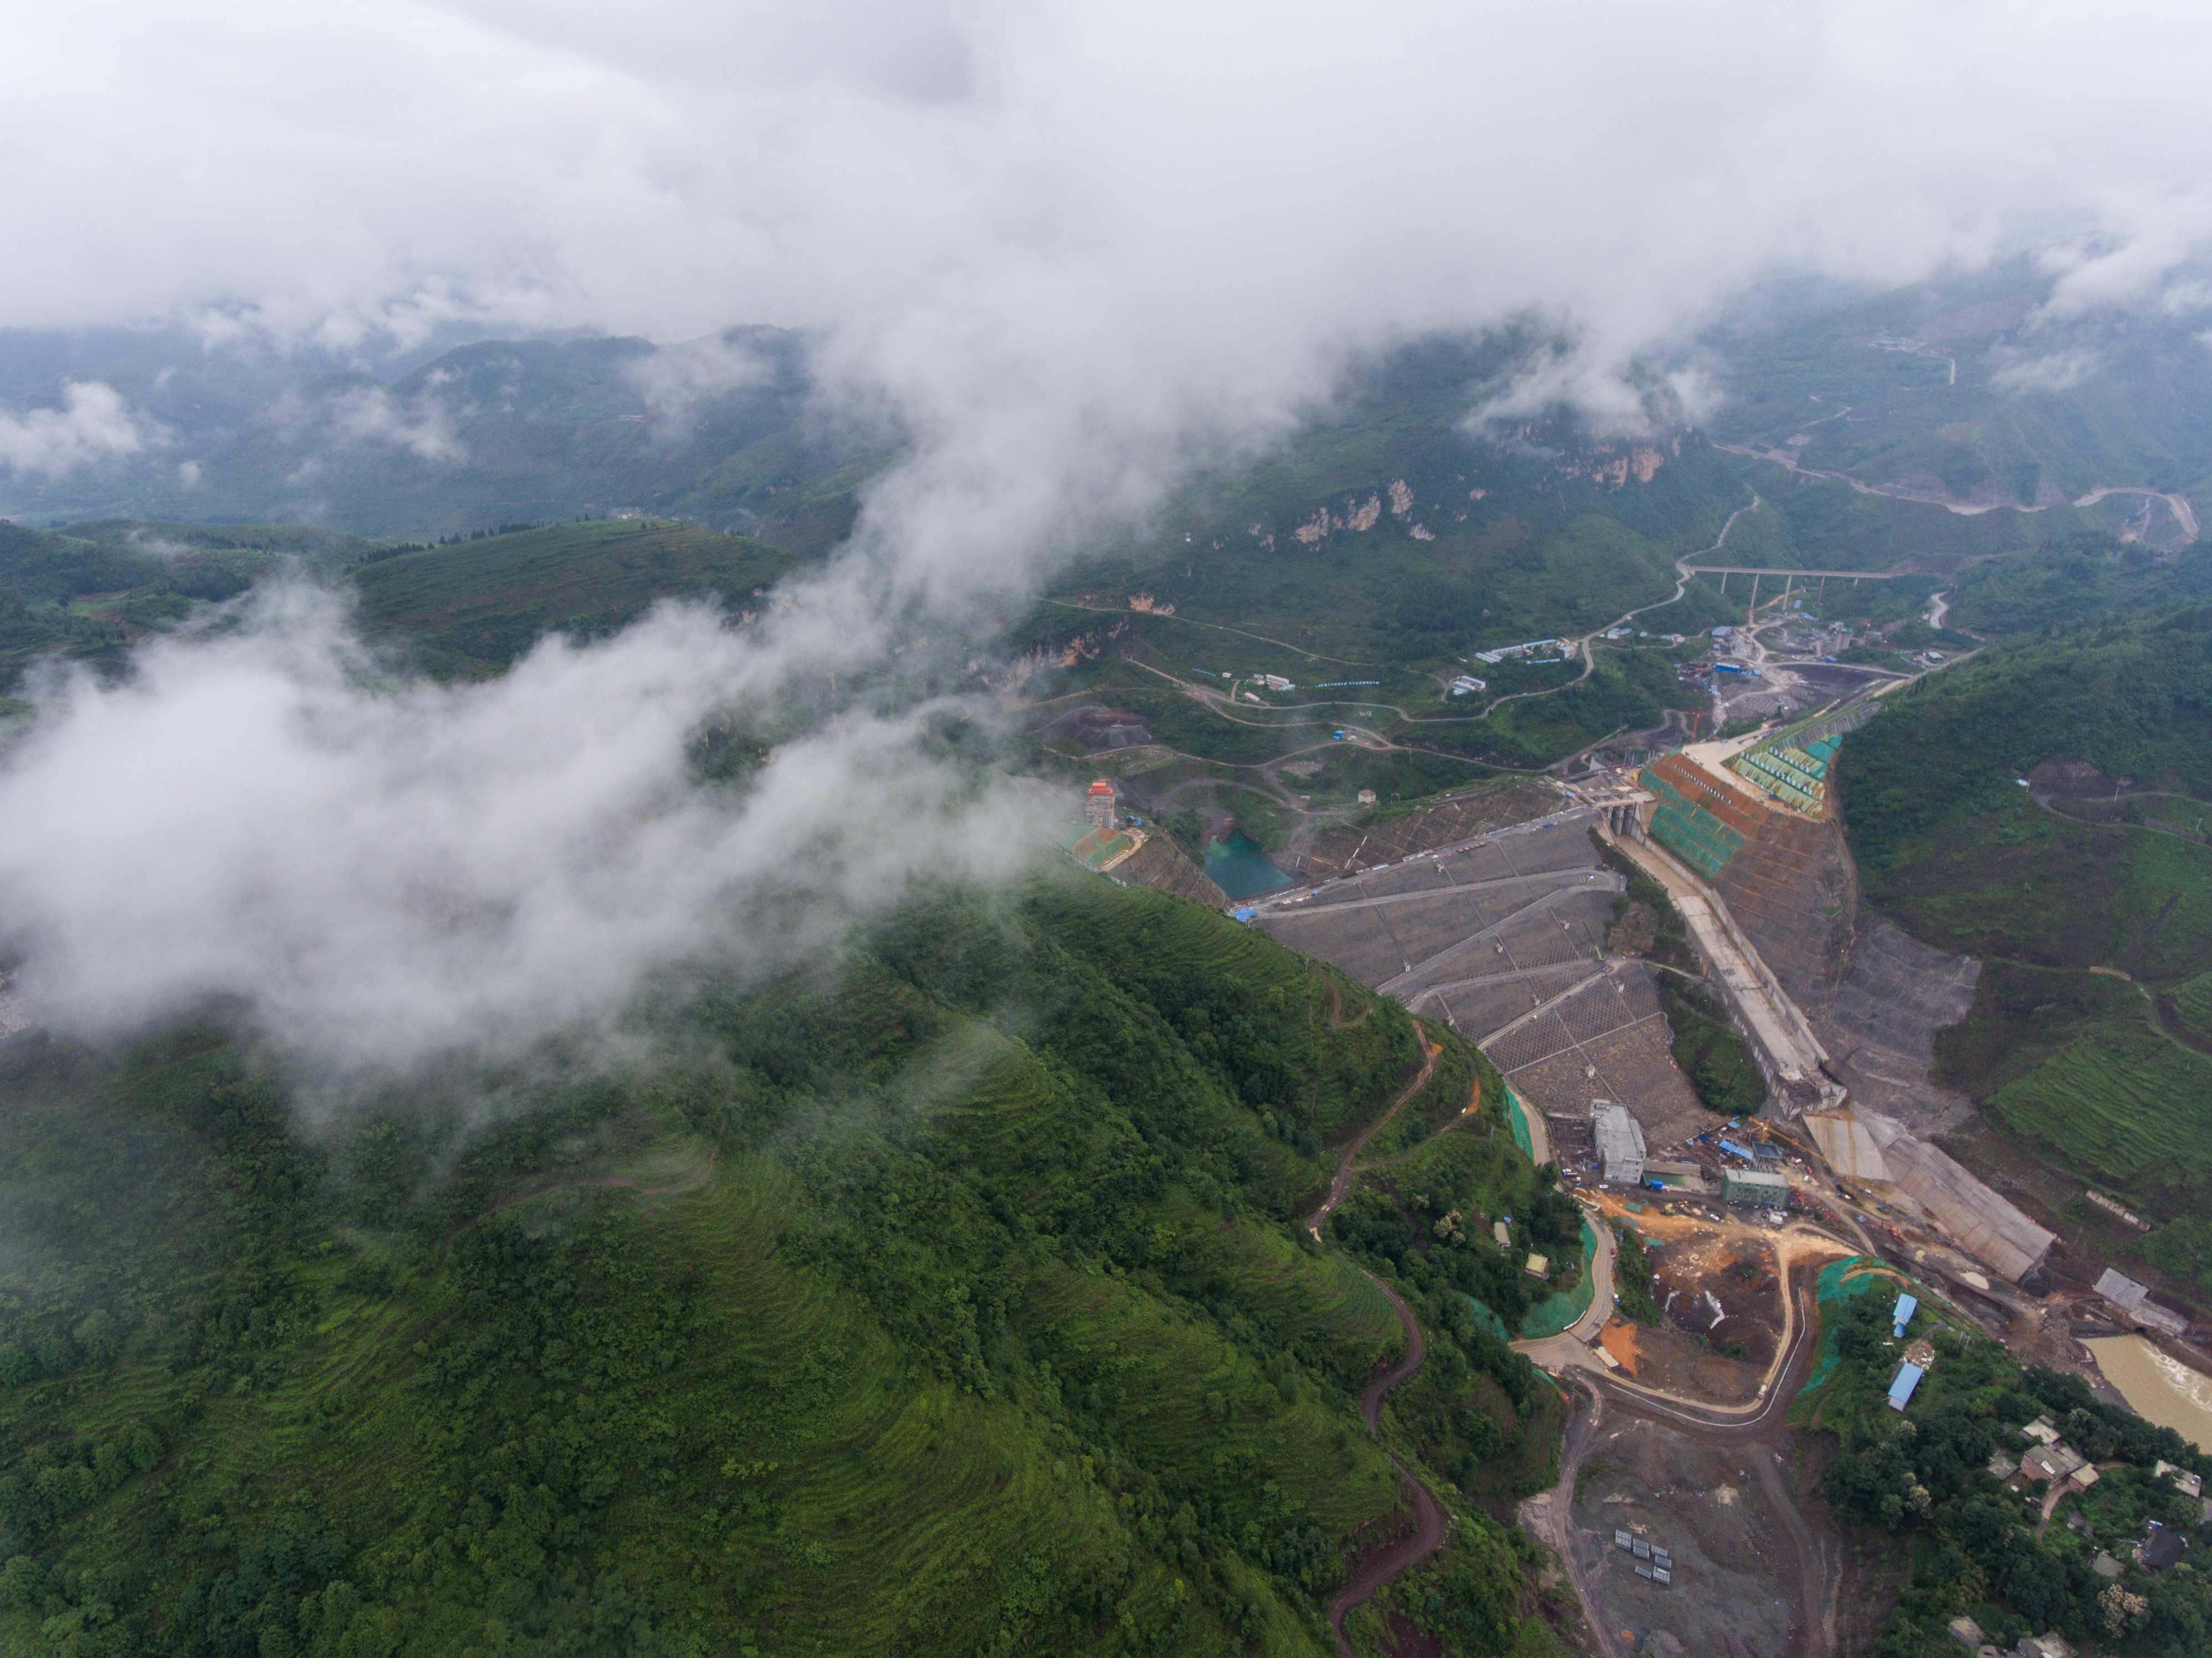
(1001, 344), (1740, 784)
(1834, 611), (2212, 1215)
(1800, 1276), (2211, 1656)
(0, 876), (1569, 1658)
(0, 520), (294, 687)
(1941, 532), (2212, 633)
(1705, 262), (2212, 519)
(1052, 342), (1744, 673)
(350, 519), (802, 676)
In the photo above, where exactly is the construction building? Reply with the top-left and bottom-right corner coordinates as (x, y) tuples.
(2095, 1266), (2191, 1337)
(1086, 779), (1117, 831)
(1641, 1159), (1708, 1194)
(1593, 1101), (1646, 1185)
(1722, 1168), (1789, 1207)
(1892, 1293), (1918, 1338)
(2157, 1460), (2204, 1500)
(1725, 731), (1842, 816)
(1887, 1362), (1924, 1411)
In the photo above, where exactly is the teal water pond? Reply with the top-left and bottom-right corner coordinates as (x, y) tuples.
(1203, 831), (1294, 899)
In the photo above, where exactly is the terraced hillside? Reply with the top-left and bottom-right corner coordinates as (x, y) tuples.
(0, 874), (1573, 1658)
(1833, 610), (2212, 1273)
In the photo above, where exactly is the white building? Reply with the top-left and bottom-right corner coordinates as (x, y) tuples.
(1592, 1101), (1646, 1185)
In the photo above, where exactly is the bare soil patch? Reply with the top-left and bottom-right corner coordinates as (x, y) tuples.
(1569, 1420), (1808, 1658)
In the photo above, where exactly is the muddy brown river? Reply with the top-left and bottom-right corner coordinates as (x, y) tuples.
(2086, 1335), (2212, 1453)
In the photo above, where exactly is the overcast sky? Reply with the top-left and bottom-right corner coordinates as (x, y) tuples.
(8, 0), (2212, 560)
(4, 0), (2212, 1079)
(10, 3), (2212, 377)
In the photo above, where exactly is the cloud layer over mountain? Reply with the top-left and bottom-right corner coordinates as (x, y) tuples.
(11, 1), (2212, 546)
(0, 583), (1049, 1077)
(4, 0), (2211, 1077)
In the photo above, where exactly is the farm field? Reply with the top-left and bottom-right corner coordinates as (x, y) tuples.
(1977, 1013), (2212, 1198)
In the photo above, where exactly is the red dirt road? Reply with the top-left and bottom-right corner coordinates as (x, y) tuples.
(1325, 1268), (1448, 1657)
(1304, 1037), (1453, 1656)
(1307, 1038), (1438, 1241)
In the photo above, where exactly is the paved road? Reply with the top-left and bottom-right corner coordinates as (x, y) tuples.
(1565, 1202), (1617, 1343)
(1604, 828), (1828, 1088)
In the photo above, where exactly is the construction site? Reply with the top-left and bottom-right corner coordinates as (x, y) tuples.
(1232, 656), (2205, 1655)
(1250, 816), (1718, 1159)
(1046, 575), (2212, 1654)
(1627, 711), (2060, 1289)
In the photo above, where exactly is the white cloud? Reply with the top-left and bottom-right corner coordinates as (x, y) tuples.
(0, 582), (1056, 1077)
(4, 0), (2212, 1073)
(625, 332), (769, 431)
(1, 2), (2208, 509)
(0, 381), (152, 477)
(326, 387), (466, 462)
(1991, 348), (2101, 393)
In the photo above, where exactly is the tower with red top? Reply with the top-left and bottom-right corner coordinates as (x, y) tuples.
(1086, 779), (1116, 831)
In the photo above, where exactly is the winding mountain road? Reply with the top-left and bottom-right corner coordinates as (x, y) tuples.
(1723, 435), (2200, 543)
(1302, 1039), (1460, 1656)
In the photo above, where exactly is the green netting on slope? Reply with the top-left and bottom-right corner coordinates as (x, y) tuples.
(1794, 1256), (1903, 1403)
(1458, 1294), (1512, 1342)
(1518, 1216), (1599, 1339)
(1641, 772), (1750, 877)
(1504, 1086), (1535, 1161)
(1647, 803), (1738, 878)
(1729, 747), (1826, 811)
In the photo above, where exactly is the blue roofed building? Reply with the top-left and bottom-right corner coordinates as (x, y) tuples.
(1887, 1362), (1924, 1411)
(1892, 1293), (1918, 1338)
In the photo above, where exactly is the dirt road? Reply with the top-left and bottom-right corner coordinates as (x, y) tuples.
(1526, 1264), (1836, 1658)
(1306, 1038), (1438, 1240)
(1323, 1271), (1449, 1658)
(1301, 1038), (1458, 1655)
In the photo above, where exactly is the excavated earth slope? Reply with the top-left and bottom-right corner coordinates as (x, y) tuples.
(1643, 749), (1980, 1133)
(1642, 753), (2052, 1280)
(1110, 836), (1230, 908)
(1298, 780), (1565, 878)
(1713, 813), (1979, 1133)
